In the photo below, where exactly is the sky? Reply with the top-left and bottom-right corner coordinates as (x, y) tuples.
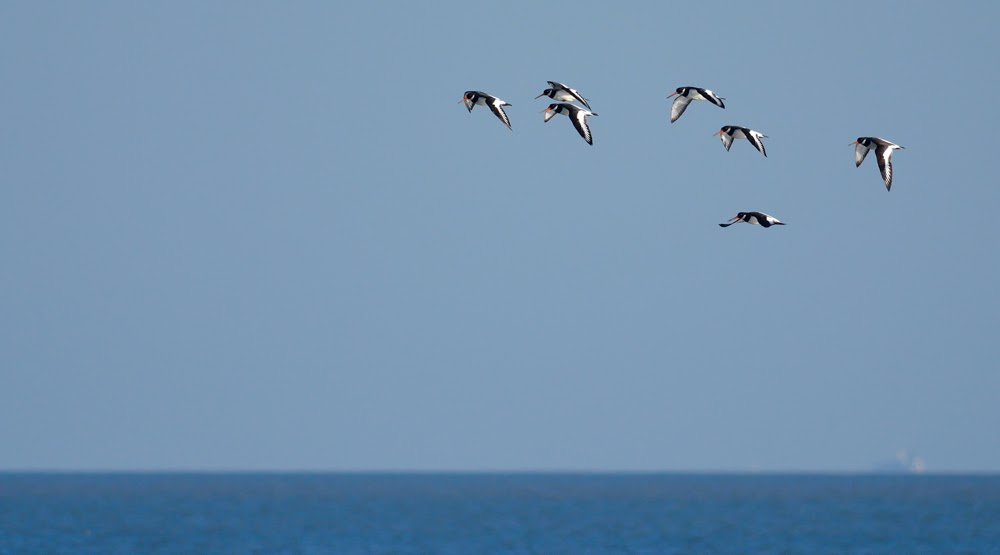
(1, 1), (998, 472)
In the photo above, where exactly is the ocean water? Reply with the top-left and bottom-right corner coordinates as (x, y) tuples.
(1, 473), (998, 554)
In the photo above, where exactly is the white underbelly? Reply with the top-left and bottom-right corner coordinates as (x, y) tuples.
(553, 91), (577, 102)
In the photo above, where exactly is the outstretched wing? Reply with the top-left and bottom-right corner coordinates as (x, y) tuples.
(489, 100), (512, 130)
(569, 89), (591, 110)
(854, 143), (870, 167)
(670, 96), (691, 123)
(719, 131), (734, 151)
(747, 131), (767, 157)
(700, 88), (726, 109)
(876, 146), (894, 191)
(570, 110), (594, 145)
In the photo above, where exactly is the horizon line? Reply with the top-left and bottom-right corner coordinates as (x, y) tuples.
(2, 468), (998, 476)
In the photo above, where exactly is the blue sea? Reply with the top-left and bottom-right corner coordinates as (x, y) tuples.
(1, 473), (998, 554)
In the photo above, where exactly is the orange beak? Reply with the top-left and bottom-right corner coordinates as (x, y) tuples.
(459, 97), (467, 104)
(729, 215), (741, 222)
(714, 129), (724, 136)
(667, 91), (678, 98)
(849, 140), (859, 145)
(534, 93), (546, 99)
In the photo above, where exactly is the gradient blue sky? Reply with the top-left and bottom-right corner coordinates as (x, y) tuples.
(2, 2), (998, 471)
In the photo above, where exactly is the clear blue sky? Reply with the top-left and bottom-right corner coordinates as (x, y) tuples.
(2, 1), (998, 472)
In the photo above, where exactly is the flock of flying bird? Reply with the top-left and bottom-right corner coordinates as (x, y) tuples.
(461, 81), (906, 229)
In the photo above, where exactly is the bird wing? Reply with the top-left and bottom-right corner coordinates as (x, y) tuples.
(747, 130), (767, 157)
(719, 131), (735, 151)
(570, 110), (594, 145)
(876, 146), (894, 191)
(488, 99), (512, 130)
(700, 88), (725, 109)
(670, 96), (691, 123)
(570, 89), (591, 110)
(854, 143), (870, 167)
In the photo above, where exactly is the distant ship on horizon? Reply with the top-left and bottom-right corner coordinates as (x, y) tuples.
(873, 449), (926, 474)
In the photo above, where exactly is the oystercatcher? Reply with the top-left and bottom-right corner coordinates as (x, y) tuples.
(534, 81), (592, 110)
(543, 103), (598, 145)
(667, 86), (725, 123)
(715, 126), (768, 157)
(719, 212), (785, 228)
(852, 137), (904, 191)
(461, 91), (513, 130)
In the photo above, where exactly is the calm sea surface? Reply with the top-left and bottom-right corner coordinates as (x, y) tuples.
(1, 473), (998, 554)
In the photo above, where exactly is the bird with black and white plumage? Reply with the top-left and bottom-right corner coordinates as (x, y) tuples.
(852, 137), (904, 191)
(667, 86), (725, 123)
(542, 103), (599, 145)
(534, 81), (592, 110)
(461, 91), (513, 130)
(719, 212), (785, 228)
(715, 126), (768, 157)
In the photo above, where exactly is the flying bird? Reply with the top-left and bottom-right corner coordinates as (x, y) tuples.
(715, 126), (768, 157)
(461, 91), (513, 130)
(534, 81), (592, 110)
(852, 137), (904, 191)
(543, 103), (598, 145)
(667, 86), (725, 123)
(719, 212), (785, 228)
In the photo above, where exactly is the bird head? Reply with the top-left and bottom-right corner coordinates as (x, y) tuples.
(460, 92), (476, 110)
